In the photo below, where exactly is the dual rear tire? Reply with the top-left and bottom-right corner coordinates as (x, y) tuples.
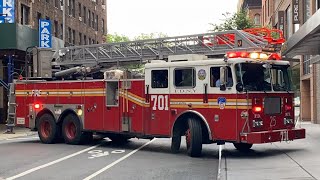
(37, 113), (92, 145)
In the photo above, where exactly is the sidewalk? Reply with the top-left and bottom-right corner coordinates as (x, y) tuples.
(0, 124), (37, 140)
(221, 122), (320, 180)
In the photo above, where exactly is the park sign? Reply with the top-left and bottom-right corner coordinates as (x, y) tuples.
(0, 0), (15, 23)
(39, 19), (52, 48)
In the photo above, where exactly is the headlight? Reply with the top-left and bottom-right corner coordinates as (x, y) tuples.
(252, 119), (263, 128)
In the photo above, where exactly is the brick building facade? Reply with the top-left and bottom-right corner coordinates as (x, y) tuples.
(261, 0), (320, 124)
(238, 0), (262, 26)
(17, 0), (107, 45)
(0, 0), (107, 123)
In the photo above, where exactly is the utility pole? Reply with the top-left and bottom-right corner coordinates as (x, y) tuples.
(62, 0), (66, 47)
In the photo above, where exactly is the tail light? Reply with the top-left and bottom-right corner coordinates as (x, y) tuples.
(285, 105), (292, 111)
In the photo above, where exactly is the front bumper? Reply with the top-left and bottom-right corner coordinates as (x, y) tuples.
(240, 128), (305, 144)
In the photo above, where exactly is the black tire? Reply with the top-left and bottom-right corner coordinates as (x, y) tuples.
(62, 114), (84, 145)
(37, 113), (59, 144)
(186, 118), (202, 157)
(81, 132), (93, 144)
(233, 143), (253, 152)
(171, 128), (181, 153)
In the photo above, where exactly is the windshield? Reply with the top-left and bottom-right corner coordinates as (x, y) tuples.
(236, 63), (293, 92)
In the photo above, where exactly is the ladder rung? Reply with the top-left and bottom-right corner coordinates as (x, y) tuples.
(9, 103), (16, 105)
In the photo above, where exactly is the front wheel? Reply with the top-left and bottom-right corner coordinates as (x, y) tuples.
(233, 143), (253, 152)
(185, 118), (202, 157)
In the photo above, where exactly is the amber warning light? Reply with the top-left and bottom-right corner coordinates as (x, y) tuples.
(253, 106), (262, 113)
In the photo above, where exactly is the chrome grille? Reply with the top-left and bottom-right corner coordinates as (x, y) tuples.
(264, 97), (281, 115)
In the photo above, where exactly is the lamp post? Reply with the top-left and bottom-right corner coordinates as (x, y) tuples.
(62, 0), (66, 47)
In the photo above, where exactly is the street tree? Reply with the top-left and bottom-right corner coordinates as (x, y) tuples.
(105, 33), (130, 43)
(209, 11), (254, 32)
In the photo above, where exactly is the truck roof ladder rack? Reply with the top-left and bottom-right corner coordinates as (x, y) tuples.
(53, 30), (269, 67)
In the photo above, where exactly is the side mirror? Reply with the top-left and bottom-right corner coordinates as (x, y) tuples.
(219, 67), (227, 91)
(236, 83), (244, 92)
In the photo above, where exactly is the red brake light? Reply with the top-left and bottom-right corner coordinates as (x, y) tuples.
(34, 104), (40, 109)
(285, 105), (292, 111)
(253, 106), (262, 113)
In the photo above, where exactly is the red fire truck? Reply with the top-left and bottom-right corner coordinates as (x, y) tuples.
(7, 29), (305, 157)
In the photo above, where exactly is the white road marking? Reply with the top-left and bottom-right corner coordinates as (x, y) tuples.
(217, 144), (223, 180)
(83, 138), (157, 180)
(5, 143), (102, 180)
(5, 137), (39, 141)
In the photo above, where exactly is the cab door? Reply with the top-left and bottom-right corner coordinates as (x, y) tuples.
(145, 68), (170, 136)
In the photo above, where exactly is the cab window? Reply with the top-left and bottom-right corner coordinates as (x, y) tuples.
(174, 68), (196, 87)
(210, 67), (233, 87)
(151, 70), (168, 88)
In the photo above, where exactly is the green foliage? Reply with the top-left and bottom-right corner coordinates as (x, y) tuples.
(106, 33), (130, 43)
(209, 11), (254, 31)
(133, 32), (168, 40)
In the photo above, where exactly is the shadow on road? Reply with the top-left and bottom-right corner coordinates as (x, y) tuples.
(223, 147), (305, 159)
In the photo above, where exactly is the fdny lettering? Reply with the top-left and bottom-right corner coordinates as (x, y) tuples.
(151, 95), (169, 111)
(174, 89), (196, 94)
(31, 90), (41, 96)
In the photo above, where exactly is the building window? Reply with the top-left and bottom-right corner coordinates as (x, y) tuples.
(68, 0), (71, 15)
(68, 27), (72, 43)
(89, 38), (91, 45)
(84, 35), (87, 45)
(254, 14), (261, 25)
(72, 0), (75, 17)
(286, 5), (292, 39)
(102, 19), (105, 34)
(95, 15), (98, 31)
(79, 33), (82, 45)
(304, 0), (311, 22)
(54, 20), (58, 37)
(72, 30), (75, 45)
(20, 4), (30, 25)
(60, 24), (63, 39)
(83, 6), (86, 24)
(303, 55), (311, 75)
(92, 12), (94, 28)
(55, 0), (59, 8)
(88, 10), (91, 27)
(78, 3), (81, 17)
(37, 12), (42, 27)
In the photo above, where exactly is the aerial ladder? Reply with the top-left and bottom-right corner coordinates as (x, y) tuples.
(5, 28), (285, 132)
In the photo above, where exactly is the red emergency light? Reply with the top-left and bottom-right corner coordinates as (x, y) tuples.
(226, 51), (281, 60)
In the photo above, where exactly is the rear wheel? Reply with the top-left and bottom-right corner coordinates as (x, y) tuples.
(185, 118), (202, 157)
(37, 113), (59, 144)
(62, 114), (85, 145)
(233, 143), (253, 152)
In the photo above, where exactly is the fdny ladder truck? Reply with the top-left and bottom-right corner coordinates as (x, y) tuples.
(7, 28), (305, 157)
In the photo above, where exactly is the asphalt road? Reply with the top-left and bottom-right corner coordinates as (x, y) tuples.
(0, 136), (219, 180)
